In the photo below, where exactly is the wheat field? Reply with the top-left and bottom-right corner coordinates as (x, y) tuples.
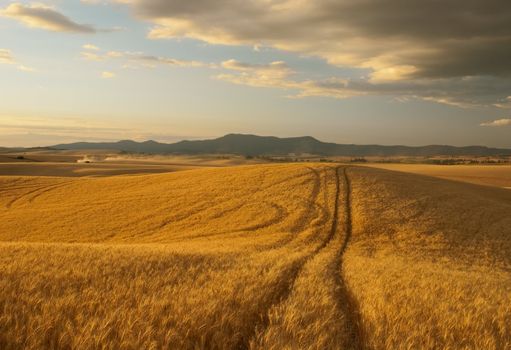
(0, 164), (510, 349)
(364, 163), (511, 188)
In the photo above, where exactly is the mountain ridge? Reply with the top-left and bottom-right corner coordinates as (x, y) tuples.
(45, 133), (511, 157)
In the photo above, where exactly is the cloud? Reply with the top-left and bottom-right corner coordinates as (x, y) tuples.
(222, 59), (289, 72)
(130, 53), (209, 68)
(81, 51), (104, 61)
(113, 0), (511, 108)
(118, 1), (511, 78)
(17, 65), (35, 72)
(83, 44), (100, 51)
(101, 71), (115, 78)
(217, 59), (311, 92)
(494, 96), (511, 109)
(217, 59), (511, 107)
(0, 48), (35, 72)
(81, 47), (211, 68)
(0, 49), (15, 64)
(480, 119), (511, 127)
(1, 3), (96, 33)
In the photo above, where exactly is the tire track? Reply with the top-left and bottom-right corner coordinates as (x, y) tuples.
(147, 167), (318, 243)
(287, 167), (323, 234)
(154, 169), (310, 231)
(26, 182), (73, 204)
(250, 166), (328, 249)
(0, 184), (42, 194)
(264, 166), (327, 249)
(110, 167), (304, 242)
(5, 181), (72, 209)
(237, 166), (342, 350)
(337, 167), (364, 350)
(166, 167), (322, 243)
(244, 166), (364, 350)
(169, 202), (290, 241)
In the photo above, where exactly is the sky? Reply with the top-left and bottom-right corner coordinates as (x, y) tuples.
(1, 0), (510, 148)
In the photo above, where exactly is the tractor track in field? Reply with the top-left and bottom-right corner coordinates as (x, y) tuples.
(154, 168), (311, 231)
(337, 167), (363, 350)
(107, 167), (311, 242)
(4, 181), (72, 209)
(238, 166), (363, 350)
(26, 182), (73, 204)
(0, 184), (42, 194)
(237, 166), (343, 350)
(163, 167), (322, 244)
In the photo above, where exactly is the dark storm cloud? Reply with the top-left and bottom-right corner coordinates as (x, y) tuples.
(123, 0), (511, 78)
(116, 0), (511, 107)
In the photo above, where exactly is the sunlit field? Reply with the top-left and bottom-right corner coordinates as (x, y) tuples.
(364, 163), (511, 188)
(0, 164), (510, 349)
(345, 167), (511, 349)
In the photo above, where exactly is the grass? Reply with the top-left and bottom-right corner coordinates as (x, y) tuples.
(0, 164), (510, 349)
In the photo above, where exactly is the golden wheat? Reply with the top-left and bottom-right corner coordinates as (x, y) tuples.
(345, 167), (511, 349)
(0, 164), (345, 349)
(364, 163), (511, 188)
(0, 164), (510, 349)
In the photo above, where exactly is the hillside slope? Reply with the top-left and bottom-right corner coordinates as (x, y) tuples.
(0, 164), (510, 349)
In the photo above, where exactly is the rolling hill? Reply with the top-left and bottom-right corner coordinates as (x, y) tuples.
(51, 134), (511, 157)
(0, 164), (510, 349)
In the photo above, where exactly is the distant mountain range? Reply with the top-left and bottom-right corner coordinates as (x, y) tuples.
(46, 134), (511, 157)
